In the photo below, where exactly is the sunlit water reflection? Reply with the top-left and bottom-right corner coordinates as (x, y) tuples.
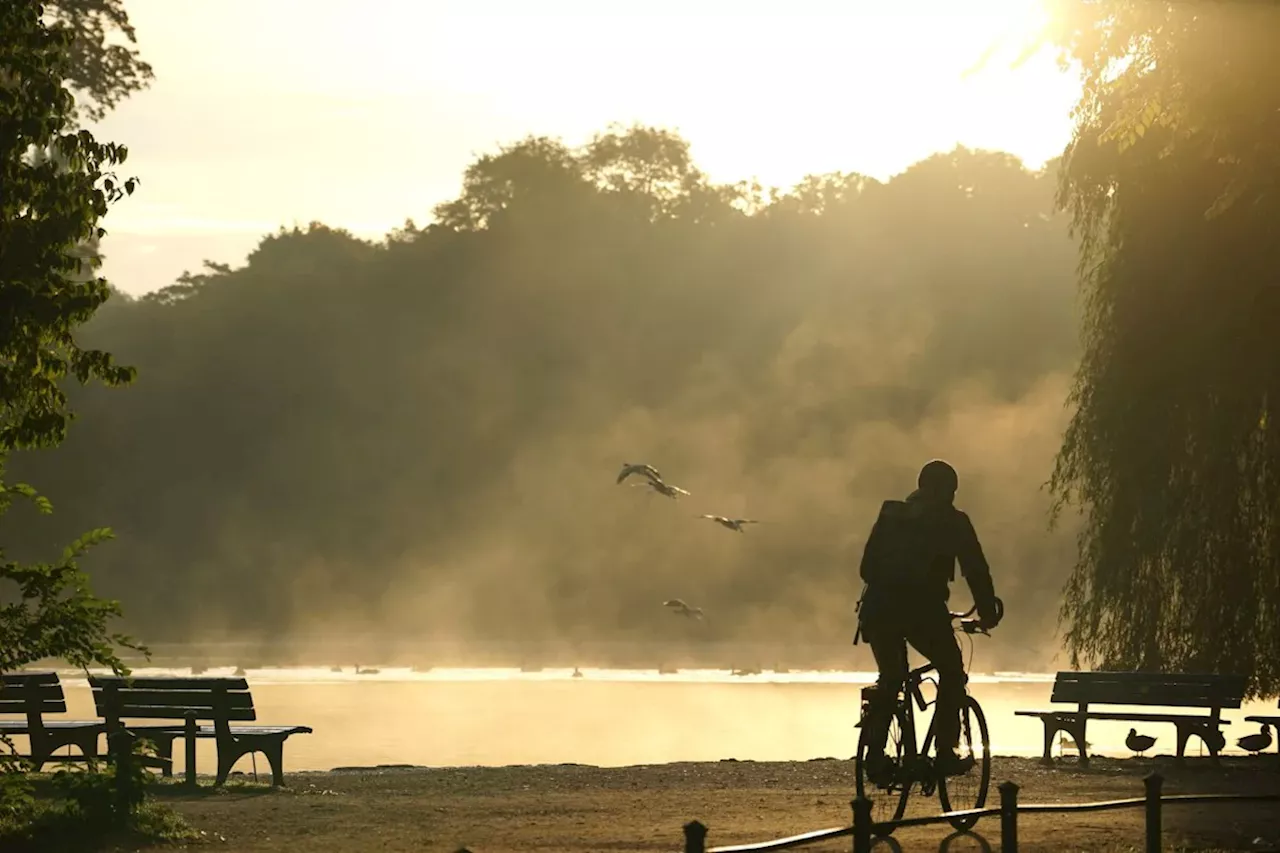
(18, 666), (1276, 776)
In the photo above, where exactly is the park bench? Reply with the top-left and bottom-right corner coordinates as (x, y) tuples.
(1245, 697), (1280, 758)
(0, 671), (103, 770)
(1014, 671), (1246, 767)
(90, 674), (312, 786)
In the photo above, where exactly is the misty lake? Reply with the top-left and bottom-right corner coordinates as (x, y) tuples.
(28, 666), (1278, 777)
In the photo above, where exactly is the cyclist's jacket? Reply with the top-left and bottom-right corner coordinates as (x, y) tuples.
(858, 489), (999, 624)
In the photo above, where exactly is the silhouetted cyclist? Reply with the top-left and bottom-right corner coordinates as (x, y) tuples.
(856, 459), (1002, 783)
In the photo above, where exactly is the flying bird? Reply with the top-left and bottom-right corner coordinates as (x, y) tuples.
(700, 514), (759, 533)
(1125, 728), (1156, 756)
(638, 478), (689, 499)
(1237, 724), (1273, 754)
(617, 462), (663, 485)
(664, 598), (704, 619)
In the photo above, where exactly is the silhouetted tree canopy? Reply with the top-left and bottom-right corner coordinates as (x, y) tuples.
(6, 123), (1084, 667)
(1046, 1), (1280, 695)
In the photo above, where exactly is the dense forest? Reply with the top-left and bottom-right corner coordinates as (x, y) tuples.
(4, 125), (1083, 668)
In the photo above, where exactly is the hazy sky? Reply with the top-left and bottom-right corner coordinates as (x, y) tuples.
(91, 0), (1081, 295)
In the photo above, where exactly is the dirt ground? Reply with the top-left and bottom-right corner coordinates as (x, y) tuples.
(134, 755), (1280, 853)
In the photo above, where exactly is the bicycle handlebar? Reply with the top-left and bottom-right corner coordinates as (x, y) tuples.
(949, 596), (1004, 635)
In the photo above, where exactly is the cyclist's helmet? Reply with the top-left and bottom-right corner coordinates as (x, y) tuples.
(917, 459), (959, 499)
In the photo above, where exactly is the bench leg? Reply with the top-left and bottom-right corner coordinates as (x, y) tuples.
(73, 730), (101, 762)
(1069, 721), (1091, 768)
(1175, 725), (1191, 765)
(1179, 724), (1225, 765)
(215, 739), (241, 787)
(261, 738), (286, 787)
(149, 734), (178, 778)
(1039, 720), (1056, 767)
(213, 738), (288, 787)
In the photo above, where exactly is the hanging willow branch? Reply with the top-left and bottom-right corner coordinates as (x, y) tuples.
(1044, 1), (1280, 696)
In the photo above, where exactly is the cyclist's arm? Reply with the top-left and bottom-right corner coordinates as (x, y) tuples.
(953, 510), (1000, 627)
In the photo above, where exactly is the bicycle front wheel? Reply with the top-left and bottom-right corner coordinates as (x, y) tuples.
(855, 705), (912, 834)
(937, 694), (991, 831)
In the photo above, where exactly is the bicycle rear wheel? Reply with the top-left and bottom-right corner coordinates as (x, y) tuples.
(855, 705), (912, 834)
(937, 694), (991, 831)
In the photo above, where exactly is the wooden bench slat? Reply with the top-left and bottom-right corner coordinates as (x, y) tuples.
(0, 720), (102, 732)
(120, 723), (313, 736)
(1052, 670), (1246, 686)
(89, 676), (249, 691)
(94, 689), (255, 709)
(0, 684), (66, 701)
(106, 706), (258, 722)
(1049, 672), (1247, 708)
(1015, 710), (1232, 724)
(1053, 673), (1244, 689)
(1051, 687), (1244, 708)
(0, 699), (68, 714)
(0, 671), (60, 686)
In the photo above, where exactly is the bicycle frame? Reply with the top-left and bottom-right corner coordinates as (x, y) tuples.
(897, 662), (944, 789)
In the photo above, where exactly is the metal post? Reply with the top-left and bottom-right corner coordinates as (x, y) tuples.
(999, 780), (1020, 853)
(1144, 772), (1163, 853)
(684, 820), (708, 853)
(852, 796), (872, 853)
(184, 711), (198, 787)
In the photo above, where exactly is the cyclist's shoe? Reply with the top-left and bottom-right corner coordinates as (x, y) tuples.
(864, 754), (896, 788)
(936, 752), (976, 777)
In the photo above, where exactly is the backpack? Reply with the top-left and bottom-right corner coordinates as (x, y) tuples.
(863, 499), (951, 588)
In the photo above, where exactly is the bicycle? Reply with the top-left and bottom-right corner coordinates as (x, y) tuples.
(853, 600), (1002, 835)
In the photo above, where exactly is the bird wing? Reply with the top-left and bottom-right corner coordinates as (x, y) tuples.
(664, 599), (687, 608)
(672, 486), (690, 495)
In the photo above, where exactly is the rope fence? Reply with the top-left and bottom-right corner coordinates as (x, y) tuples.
(681, 772), (1280, 853)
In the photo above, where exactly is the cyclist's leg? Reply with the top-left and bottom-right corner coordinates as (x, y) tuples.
(905, 613), (967, 769)
(863, 621), (909, 768)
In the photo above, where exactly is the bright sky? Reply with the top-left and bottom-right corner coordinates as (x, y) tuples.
(91, 0), (1082, 295)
